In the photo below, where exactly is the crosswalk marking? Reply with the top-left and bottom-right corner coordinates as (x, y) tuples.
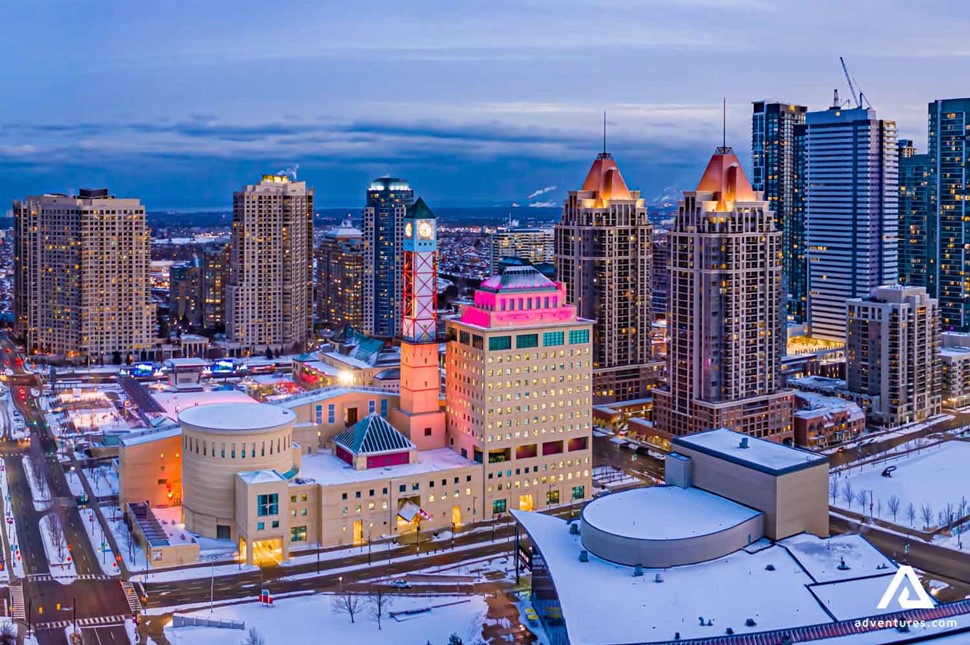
(26, 573), (111, 582)
(33, 614), (129, 630)
(122, 581), (143, 613)
(10, 583), (24, 621)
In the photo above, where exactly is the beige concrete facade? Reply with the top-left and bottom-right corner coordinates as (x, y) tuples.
(119, 429), (183, 509)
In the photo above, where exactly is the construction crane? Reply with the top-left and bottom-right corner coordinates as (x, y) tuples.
(839, 57), (873, 109)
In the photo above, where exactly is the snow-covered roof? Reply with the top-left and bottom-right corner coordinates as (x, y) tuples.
(295, 448), (474, 485)
(119, 424), (181, 447)
(179, 402), (295, 432)
(150, 387), (257, 421)
(237, 470), (287, 484)
(673, 428), (827, 475)
(276, 386), (395, 410)
(581, 486), (760, 541)
(164, 358), (209, 368)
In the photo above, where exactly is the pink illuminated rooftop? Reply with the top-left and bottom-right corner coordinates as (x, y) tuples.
(458, 266), (585, 329)
(695, 146), (758, 211)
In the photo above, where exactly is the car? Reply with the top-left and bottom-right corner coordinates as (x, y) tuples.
(390, 579), (411, 589)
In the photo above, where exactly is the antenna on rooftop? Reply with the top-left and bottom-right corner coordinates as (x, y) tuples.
(602, 110), (607, 154)
(722, 98), (727, 149)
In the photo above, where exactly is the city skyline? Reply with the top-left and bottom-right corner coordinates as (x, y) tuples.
(2, 0), (968, 210)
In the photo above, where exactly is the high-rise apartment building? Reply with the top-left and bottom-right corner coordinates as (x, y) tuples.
(805, 106), (898, 341)
(845, 285), (940, 427)
(362, 177), (413, 337)
(652, 147), (793, 442)
(898, 139), (932, 290)
(169, 258), (203, 331)
(752, 101), (808, 322)
(201, 243), (230, 332)
(928, 98), (970, 331)
(445, 265), (593, 516)
(316, 222), (364, 331)
(227, 175), (313, 353)
(651, 229), (670, 318)
(489, 227), (555, 274)
(555, 152), (655, 403)
(13, 188), (153, 360)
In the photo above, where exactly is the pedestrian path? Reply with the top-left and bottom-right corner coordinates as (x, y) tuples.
(26, 573), (110, 582)
(10, 582), (24, 621)
(122, 580), (143, 613)
(34, 614), (129, 630)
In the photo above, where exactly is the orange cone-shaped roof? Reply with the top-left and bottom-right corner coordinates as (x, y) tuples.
(581, 152), (633, 205)
(695, 147), (758, 211)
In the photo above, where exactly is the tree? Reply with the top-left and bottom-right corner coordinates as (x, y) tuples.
(448, 635), (465, 645)
(332, 591), (364, 624)
(841, 481), (855, 510)
(959, 496), (968, 522)
(855, 491), (868, 515)
(829, 479), (839, 503)
(368, 586), (393, 631)
(944, 502), (956, 532)
(0, 620), (17, 644)
(48, 508), (67, 563)
(242, 626), (266, 645)
(887, 495), (901, 522)
(906, 502), (917, 528)
(920, 503), (935, 530)
(876, 498), (883, 519)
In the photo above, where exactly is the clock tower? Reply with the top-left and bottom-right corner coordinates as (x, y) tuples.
(393, 197), (446, 449)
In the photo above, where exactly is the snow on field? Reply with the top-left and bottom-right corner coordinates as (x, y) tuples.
(84, 465), (119, 498)
(780, 533), (896, 583)
(39, 512), (77, 584)
(809, 574), (900, 621)
(103, 506), (149, 571)
(65, 468), (85, 497)
(831, 441), (970, 529)
(79, 508), (120, 576)
(22, 455), (52, 511)
(0, 462), (19, 580)
(164, 594), (487, 645)
(592, 465), (640, 489)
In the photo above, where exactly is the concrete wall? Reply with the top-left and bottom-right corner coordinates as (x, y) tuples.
(235, 476), (289, 564)
(119, 434), (183, 509)
(580, 513), (765, 567)
(775, 463), (829, 538)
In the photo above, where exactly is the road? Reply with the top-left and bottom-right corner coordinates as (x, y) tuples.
(0, 335), (133, 644)
(828, 411), (970, 468)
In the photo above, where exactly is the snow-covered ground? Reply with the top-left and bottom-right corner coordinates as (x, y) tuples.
(822, 414), (953, 455)
(39, 512), (77, 584)
(779, 533), (896, 583)
(84, 465), (120, 498)
(65, 468), (86, 497)
(103, 506), (149, 571)
(592, 464), (641, 489)
(132, 559), (258, 584)
(0, 461), (21, 579)
(79, 508), (120, 576)
(831, 441), (970, 530)
(22, 455), (52, 511)
(164, 594), (487, 645)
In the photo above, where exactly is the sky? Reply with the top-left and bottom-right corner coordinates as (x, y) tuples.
(1, 0), (968, 211)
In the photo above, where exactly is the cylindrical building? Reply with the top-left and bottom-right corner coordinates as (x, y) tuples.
(179, 403), (296, 540)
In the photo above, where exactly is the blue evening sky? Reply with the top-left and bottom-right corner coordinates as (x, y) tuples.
(1, 0), (967, 210)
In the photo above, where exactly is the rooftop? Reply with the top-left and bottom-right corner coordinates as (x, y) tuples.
(150, 387), (257, 421)
(581, 486), (761, 541)
(579, 152), (634, 205)
(179, 402), (295, 433)
(673, 428), (827, 475)
(333, 414), (414, 456)
(237, 470), (287, 484)
(694, 146), (759, 209)
(295, 448), (474, 486)
(478, 265), (557, 293)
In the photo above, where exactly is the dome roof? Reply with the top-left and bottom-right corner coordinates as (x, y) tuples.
(479, 265), (557, 293)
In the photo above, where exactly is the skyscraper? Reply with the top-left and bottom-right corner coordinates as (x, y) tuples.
(13, 188), (153, 361)
(201, 243), (230, 332)
(806, 106), (898, 341)
(169, 258), (203, 331)
(928, 98), (970, 331)
(489, 227), (555, 274)
(316, 222), (364, 332)
(445, 265), (593, 515)
(652, 147), (793, 442)
(897, 139), (932, 289)
(651, 229), (670, 318)
(555, 152), (655, 403)
(845, 285), (940, 427)
(362, 177), (414, 338)
(227, 175), (314, 353)
(752, 101), (808, 322)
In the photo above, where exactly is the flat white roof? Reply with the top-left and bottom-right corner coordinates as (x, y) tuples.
(179, 402), (295, 432)
(238, 470), (286, 484)
(674, 428), (827, 475)
(150, 387), (257, 421)
(582, 486), (760, 540)
(295, 448), (474, 485)
(119, 424), (181, 447)
(164, 358), (209, 368)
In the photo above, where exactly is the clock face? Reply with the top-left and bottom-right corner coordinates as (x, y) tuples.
(404, 222), (413, 238)
(418, 221), (434, 240)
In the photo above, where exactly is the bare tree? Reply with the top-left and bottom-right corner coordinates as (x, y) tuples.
(855, 491), (868, 514)
(842, 481), (855, 510)
(920, 503), (935, 530)
(876, 498), (883, 519)
(944, 503), (956, 532)
(887, 495), (901, 522)
(48, 508), (67, 563)
(368, 585), (393, 631)
(242, 626), (266, 645)
(331, 591), (364, 624)
(829, 479), (839, 503)
(0, 620), (16, 644)
(906, 502), (917, 528)
(959, 496), (968, 521)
